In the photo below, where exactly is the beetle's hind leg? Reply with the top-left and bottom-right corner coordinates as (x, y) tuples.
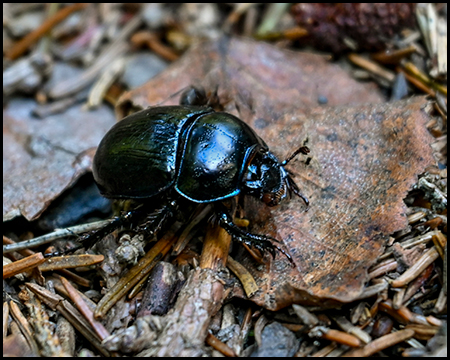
(46, 201), (177, 257)
(83, 201), (177, 249)
(134, 200), (177, 236)
(215, 204), (293, 265)
(44, 213), (139, 257)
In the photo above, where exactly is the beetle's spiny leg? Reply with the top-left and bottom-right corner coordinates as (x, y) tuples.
(44, 243), (84, 258)
(232, 233), (277, 258)
(45, 201), (177, 258)
(230, 231), (294, 266)
(135, 201), (177, 236)
(292, 188), (309, 209)
(272, 244), (293, 264)
(44, 216), (126, 257)
(81, 212), (141, 251)
(216, 204), (294, 265)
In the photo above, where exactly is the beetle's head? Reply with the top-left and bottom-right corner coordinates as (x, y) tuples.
(244, 148), (309, 208)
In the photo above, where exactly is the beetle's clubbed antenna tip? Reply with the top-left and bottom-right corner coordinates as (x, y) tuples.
(282, 146), (310, 167)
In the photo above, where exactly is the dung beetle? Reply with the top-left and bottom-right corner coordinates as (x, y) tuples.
(88, 88), (309, 261)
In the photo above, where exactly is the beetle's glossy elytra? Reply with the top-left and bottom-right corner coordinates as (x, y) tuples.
(93, 106), (212, 199)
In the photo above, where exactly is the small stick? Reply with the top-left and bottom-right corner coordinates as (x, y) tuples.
(3, 220), (110, 254)
(391, 247), (440, 287)
(344, 329), (414, 357)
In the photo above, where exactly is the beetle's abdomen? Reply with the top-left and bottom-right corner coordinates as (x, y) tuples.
(93, 106), (212, 199)
(176, 112), (268, 202)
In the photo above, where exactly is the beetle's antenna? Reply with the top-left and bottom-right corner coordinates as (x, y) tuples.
(281, 140), (310, 209)
(281, 145), (310, 166)
(286, 174), (309, 209)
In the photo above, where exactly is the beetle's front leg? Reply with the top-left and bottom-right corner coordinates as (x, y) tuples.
(215, 203), (293, 264)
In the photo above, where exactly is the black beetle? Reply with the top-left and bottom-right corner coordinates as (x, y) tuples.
(88, 90), (309, 261)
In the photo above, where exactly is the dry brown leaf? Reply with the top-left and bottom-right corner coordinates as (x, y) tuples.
(116, 37), (384, 117)
(117, 37), (434, 309)
(241, 97), (434, 309)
